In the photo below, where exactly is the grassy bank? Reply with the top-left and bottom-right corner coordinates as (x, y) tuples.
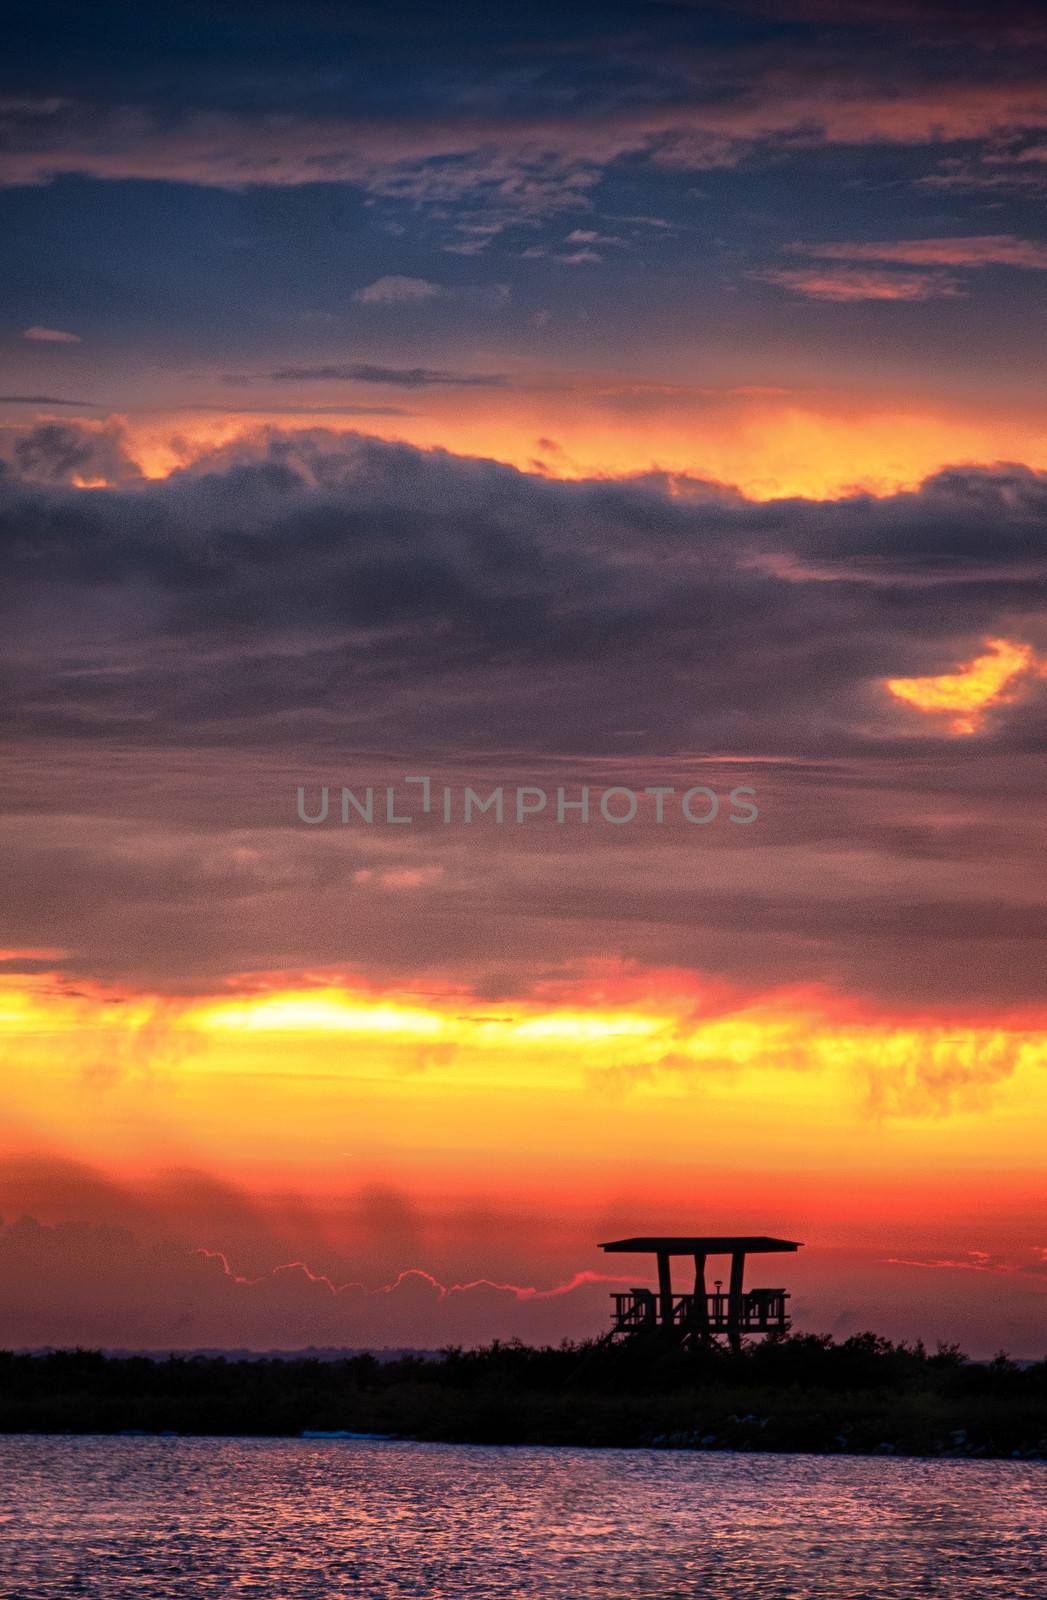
(2, 1334), (1046, 1459)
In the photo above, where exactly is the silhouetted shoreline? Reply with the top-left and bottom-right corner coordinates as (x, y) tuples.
(3, 1334), (1046, 1460)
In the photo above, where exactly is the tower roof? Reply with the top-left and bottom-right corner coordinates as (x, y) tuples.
(599, 1235), (801, 1255)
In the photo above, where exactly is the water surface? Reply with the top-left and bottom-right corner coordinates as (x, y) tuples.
(1, 1436), (1044, 1598)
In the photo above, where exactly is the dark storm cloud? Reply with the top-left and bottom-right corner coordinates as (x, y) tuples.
(3, 427), (1047, 757)
(3, 427), (1047, 1006)
(265, 364), (506, 387)
(0, 394), (95, 407)
(1, 421), (142, 484)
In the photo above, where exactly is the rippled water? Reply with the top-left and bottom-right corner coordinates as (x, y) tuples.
(0, 1436), (1044, 1599)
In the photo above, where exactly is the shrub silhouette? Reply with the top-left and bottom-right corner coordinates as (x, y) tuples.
(1, 1336), (1044, 1457)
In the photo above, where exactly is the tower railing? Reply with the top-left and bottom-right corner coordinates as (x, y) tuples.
(610, 1287), (789, 1337)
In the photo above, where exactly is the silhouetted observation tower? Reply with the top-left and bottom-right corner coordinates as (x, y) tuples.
(600, 1234), (802, 1351)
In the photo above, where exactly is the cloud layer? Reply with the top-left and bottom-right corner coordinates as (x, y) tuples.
(1, 427), (1047, 1008)
(3, 426), (1047, 758)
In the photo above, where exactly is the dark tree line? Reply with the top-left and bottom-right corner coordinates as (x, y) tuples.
(2, 1334), (1045, 1456)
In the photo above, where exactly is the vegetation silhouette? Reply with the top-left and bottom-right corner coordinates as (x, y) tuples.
(2, 1333), (1045, 1458)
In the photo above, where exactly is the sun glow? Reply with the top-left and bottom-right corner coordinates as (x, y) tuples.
(5, 975), (1047, 1104)
(195, 992), (447, 1038)
(3, 973), (1047, 1269)
(885, 637), (1039, 733)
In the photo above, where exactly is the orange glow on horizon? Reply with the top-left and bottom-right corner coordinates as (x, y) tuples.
(3, 973), (1047, 1205)
(22, 379), (1047, 502)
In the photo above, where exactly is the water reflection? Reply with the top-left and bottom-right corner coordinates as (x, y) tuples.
(1, 1437), (1044, 1598)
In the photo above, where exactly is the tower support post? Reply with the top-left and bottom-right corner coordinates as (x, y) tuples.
(656, 1251), (674, 1328)
(727, 1249), (746, 1352)
(692, 1252), (710, 1341)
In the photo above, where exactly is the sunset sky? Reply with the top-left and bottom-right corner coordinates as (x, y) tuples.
(3, 0), (1047, 1356)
